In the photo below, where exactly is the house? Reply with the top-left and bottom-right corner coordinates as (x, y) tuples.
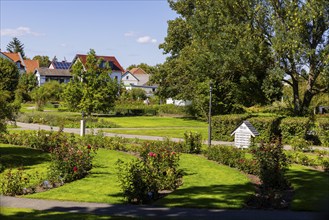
(166, 98), (192, 106)
(24, 60), (39, 73)
(122, 67), (158, 96)
(70, 54), (124, 84)
(1, 52), (26, 73)
(49, 60), (72, 69)
(34, 67), (71, 86)
(231, 120), (259, 148)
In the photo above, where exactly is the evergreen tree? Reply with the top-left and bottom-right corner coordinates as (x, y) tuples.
(6, 37), (26, 58)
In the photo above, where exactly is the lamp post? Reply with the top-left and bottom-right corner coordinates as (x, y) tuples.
(80, 111), (85, 136)
(208, 81), (213, 147)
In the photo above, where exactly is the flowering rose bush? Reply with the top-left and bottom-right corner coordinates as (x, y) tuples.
(116, 142), (183, 204)
(48, 143), (96, 183)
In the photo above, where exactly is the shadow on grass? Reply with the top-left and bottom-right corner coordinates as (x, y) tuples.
(154, 183), (253, 209)
(0, 146), (50, 170)
(286, 166), (329, 212)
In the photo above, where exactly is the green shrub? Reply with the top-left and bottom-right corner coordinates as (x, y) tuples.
(183, 131), (202, 154)
(206, 145), (244, 168)
(1, 168), (30, 196)
(290, 137), (313, 152)
(280, 117), (309, 144)
(314, 117), (329, 147)
(250, 141), (290, 190)
(48, 142), (96, 183)
(116, 142), (182, 204)
(248, 116), (281, 142)
(212, 114), (250, 141)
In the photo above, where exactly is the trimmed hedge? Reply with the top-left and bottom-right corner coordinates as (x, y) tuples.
(280, 117), (310, 144)
(314, 117), (329, 147)
(212, 114), (250, 141)
(248, 116), (281, 142)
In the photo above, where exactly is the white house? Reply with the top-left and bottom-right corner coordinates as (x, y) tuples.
(231, 120), (259, 148)
(166, 98), (192, 106)
(70, 54), (124, 85)
(122, 67), (158, 96)
(34, 67), (72, 86)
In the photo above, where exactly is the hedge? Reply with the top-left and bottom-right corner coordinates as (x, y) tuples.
(314, 117), (329, 147)
(280, 117), (310, 144)
(211, 114), (250, 141)
(248, 116), (281, 142)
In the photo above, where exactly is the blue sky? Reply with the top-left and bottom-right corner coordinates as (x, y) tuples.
(0, 0), (177, 69)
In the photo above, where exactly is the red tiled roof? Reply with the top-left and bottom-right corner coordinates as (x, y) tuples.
(76, 54), (124, 72)
(24, 60), (39, 73)
(130, 67), (147, 74)
(2, 52), (23, 65)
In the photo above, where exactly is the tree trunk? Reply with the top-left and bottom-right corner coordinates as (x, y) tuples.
(291, 77), (301, 115)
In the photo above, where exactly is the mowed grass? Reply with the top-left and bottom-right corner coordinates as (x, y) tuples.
(0, 207), (133, 220)
(155, 154), (254, 209)
(287, 164), (329, 211)
(102, 116), (207, 128)
(25, 149), (134, 204)
(0, 144), (51, 187)
(102, 127), (208, 139)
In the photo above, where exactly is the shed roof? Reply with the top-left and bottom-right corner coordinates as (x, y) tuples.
(231, 120), (259, 137)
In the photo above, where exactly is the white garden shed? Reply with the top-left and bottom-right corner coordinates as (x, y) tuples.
(231, 120), (259, 148)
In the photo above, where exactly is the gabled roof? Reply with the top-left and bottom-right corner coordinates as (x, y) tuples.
(2, 52), (25, 67)
(24, 60), (39, 73)
(130, 67), (147, 74)
(71, 54), (124, 72)
(122, 71), (139, 81)
(231, 120), (259, 137)
(35, 67), (71, 77)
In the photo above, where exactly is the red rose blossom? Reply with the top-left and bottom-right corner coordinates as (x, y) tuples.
(73, 166), (78, 172)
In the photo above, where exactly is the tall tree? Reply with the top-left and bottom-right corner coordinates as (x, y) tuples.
(33, 55), (51, 67)
(63, 49), (119, 115)
(263, 0), (329, 115)
(0, 58), (20, 132)
(6, 37), (26, 58)
(158, 0), (273, 116)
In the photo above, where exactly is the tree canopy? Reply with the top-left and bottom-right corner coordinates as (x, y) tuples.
(33, 55), (51, 67)
(6, 37), (26, 59)
(157, 0), (328, 116)
(63, 49), (119, 115)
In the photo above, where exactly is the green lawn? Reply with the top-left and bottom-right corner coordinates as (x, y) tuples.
(2, 144), (328, 211)
(24, 149), (135, 204)
(102, 127), (208, 139)
(102, 116), (207, 128)
(0, 207), (132, 220)
(287, 164), (329, 211)
(154, 154), (254, 209)
(0, 144), (51, 187)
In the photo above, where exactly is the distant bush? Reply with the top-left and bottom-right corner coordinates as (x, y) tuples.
(183, 131), (202, 154)
(16, 112), (119, 128)
(1, 168), (30, 196)
(280, 117), (310, 144)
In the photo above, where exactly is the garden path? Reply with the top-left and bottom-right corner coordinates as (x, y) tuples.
(0, 195), (323, 220)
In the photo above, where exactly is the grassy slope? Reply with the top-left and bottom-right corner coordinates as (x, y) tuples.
(155, 154), (254, 209)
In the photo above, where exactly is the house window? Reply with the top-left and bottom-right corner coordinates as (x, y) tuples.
(114, 76), (118, 81)
(126, 76), (129, 80)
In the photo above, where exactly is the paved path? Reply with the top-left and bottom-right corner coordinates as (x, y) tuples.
(13, 122), (329, 151)
(14, 122), (235, 146)
(1, 196), (325, 220)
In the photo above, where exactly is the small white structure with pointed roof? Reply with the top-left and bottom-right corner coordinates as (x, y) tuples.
(231, 120), (259, 148)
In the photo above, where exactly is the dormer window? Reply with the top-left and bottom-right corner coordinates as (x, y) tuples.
(16, 62), (21, 68)
(126, 76), (129, 80)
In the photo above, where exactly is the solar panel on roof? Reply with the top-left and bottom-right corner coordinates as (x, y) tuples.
(53, 61), (71, 69)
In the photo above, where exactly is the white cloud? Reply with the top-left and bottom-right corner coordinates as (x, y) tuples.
(0, 27), (44, 37)
(124, 31), (136, 37)
(137, 36), (157, 44)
